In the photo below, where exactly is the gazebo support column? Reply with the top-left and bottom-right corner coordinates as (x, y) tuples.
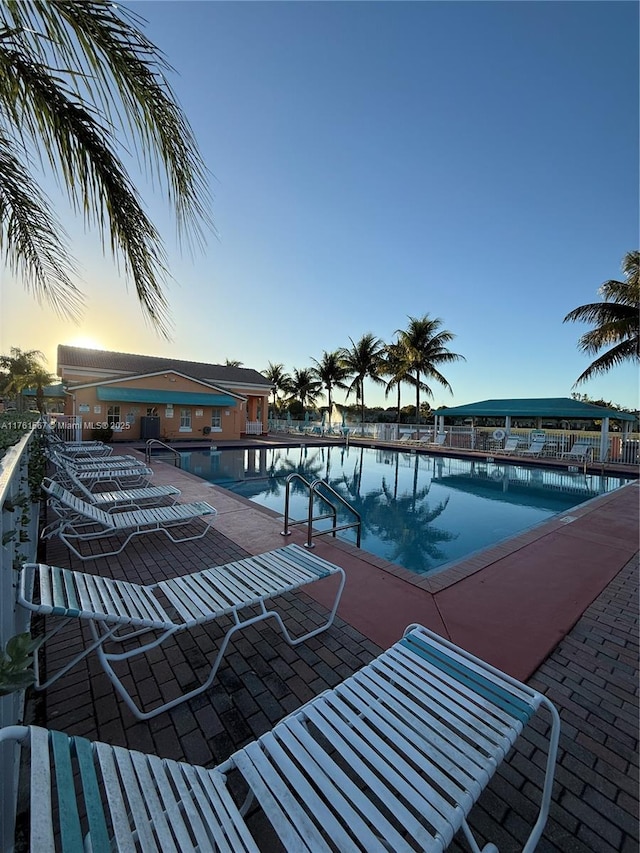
(599, 417), (610, 462)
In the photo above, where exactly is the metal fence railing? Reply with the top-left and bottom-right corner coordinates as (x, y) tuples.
(268, 420), (639, 466)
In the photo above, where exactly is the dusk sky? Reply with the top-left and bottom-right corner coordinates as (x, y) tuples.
(1, 1), (638, 411)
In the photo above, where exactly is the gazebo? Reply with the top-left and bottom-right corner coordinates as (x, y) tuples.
(433, 397), (637, 462)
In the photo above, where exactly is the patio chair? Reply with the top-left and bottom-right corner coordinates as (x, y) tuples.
(501, 435), (520, 455)
(1, 623), (560, 850)
(560, 441), (593, 462)
(40, 480), (217, 560)
(19, 543), (346, 719)
(519, 437), (547, 457)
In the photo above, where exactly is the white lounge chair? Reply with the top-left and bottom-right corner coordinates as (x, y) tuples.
(501, 435), (520, 455)
(43, 422), (112, 456)
(51, 449), (144, 468)
(40, 480), (217, 560)
(44, 472), (180, 510)
(20, 544), (345, 719)
(519, 437), (547, 457)
(1, 623), (560, 849)
(398, 433), (416, 444)
(418, 431), (447, 448)
(47, 452), (154, 489)
(560, 441), (593, 462)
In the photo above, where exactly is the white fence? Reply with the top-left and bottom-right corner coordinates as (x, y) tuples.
(0, 430), (41, 849)
(269, 420), (639, 465)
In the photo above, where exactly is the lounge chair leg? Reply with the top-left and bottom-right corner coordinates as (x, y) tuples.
(261, 567), (346, 646)
(90, 568), (345, 720)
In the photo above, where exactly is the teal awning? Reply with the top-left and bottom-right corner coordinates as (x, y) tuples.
(22, 383), (65, 398)
(97, 386), (237, 406)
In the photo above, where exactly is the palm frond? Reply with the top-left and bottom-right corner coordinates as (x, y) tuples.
(3, 0), (212, 247)
(0, 131), (83, 319)
(0, 45), (172, 335)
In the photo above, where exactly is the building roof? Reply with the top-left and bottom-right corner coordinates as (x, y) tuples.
(57, 346), (271, 389)
(435, 397), (636, 422)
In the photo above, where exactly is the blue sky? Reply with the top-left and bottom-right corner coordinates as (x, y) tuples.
(1, 0), (638, 410)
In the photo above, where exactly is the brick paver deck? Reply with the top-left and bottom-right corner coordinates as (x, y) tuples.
(19, 449), (639, 852)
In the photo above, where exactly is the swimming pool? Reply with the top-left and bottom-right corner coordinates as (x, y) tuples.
(177, 445), (630, 575)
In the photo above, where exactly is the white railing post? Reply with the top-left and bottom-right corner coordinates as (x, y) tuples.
(0, 429), (41, 851)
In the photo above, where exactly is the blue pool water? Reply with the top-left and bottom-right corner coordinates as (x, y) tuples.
(177, 445), (630, 576)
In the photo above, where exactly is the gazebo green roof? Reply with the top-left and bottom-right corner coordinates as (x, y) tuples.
(435, 397), (636, 422)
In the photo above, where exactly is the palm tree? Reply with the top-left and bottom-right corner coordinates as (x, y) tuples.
(563, 251), (639, 385)
(310, 351), (349, 419)
(395, 315), (465, 439)
(224, 359), (243, 367)
(340, 333), (386, 425)
(287, 368), (322, 412)
(381, 340), (429, 425)
(0, 347), (54, 412)
(262, 362), (291, 415)
(0, 2), (212, 336)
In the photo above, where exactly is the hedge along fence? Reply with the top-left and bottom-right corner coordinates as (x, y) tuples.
(0, 422), (45, 848)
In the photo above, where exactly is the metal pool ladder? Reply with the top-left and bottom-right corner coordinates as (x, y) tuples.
(144, 439), (182, 467)
(281, 473), (362, 549)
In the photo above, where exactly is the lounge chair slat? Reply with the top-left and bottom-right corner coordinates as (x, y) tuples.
(50, 729), (84, 851)
(110, 745), (168, 852)
(179, 764), (261, 853)
(336, 679), (476, 810)
(349, 668), (486, 793)
(73, 736), (111, 853)
(29, 727), (55, 853)
(233, 743), (330, 852)
(305, 699), (451, 847)
(267, 725), (392, 853)
(128, 751), (183, 853)
(95, 743), (138, 853)
(283, 714), (420, 852)
(378, 650), (510, 754)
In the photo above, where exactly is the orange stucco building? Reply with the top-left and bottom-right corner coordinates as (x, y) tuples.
(56, 346), (272, 442)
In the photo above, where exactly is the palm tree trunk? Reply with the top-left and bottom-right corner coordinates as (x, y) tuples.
(415, 371), (421, 440)
(396, 384), (401, 425)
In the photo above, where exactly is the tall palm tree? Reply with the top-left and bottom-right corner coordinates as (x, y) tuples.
(0, 347), (54, 412)
(0, 1), (212, 336)
(310, 351), (349, 419)
(395, 315), (465, 439)
(224, 359), (243, 367)
(340, 333), (386, 425)
(287, 368), (322, 412)
(563, 250), (639, 385)
(381, 340), (429, 425)
(262, 362), (291, 415)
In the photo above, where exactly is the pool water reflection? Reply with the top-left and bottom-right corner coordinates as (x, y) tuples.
(178, 445), (629, 575)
